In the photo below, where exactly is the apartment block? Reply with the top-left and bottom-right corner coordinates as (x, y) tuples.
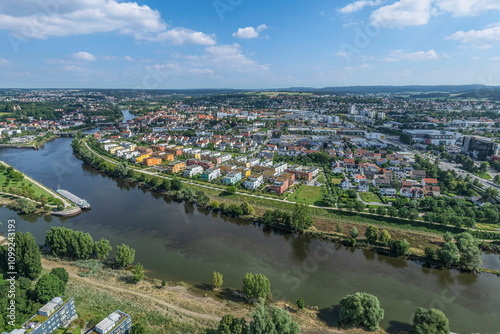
(2, 297), (77, 334)
(165, 161), (186, 173)
(184, 165), (204, 177)
(202, 167), (221, 182)
(85, 310), (132, 334)
(222, 171), (242, 185)
(244, 173), (263, 190)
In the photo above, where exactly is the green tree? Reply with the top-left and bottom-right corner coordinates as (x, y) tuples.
(212, 271), (223, 291)
(389, 239), (410, 257)
(376, 207), (386, 216)
(439, 242), (459, 266)
(242, 273), (271, 300)
(350, 227), (359, 239)
(339, 292), (384, 331)
(364, 225), (378, 244)
(34, 274), (65, 303)
(94, 238), (112, 260)
(413, 307), (450, 334)
(336, 223), (344, 234)
(216, 314), (248, 334)
(296, 297), (305, 310)
(248, 303), (300, 334)
(10, 232), (42, 279)
(49, 268), (69, 285)
(291, 203), (313, 232)
(171, 178), (182, 191)
(227, 185), (237, 195)
(456, 232), (482, 271)
(115, 244), (136, 267)
(379, 230), (391, 245)
(241, 202), (255, 215)
(133, 263), (144, 283)
(387, 206), (398, 217)
(443, 232), (453, 243)
(425, 247), (435, 261)
(354, 200), (365, 212)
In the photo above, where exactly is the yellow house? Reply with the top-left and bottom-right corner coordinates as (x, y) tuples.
(220, 164), (236, 174)
(236, 167), (251, 179)
(134, 153), (150, 163)
(109, 146), (124, 155)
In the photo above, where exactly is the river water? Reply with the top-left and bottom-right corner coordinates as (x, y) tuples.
(0, 122), (499, 332)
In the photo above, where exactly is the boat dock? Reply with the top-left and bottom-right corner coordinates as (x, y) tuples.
(56, 189), (91, 209)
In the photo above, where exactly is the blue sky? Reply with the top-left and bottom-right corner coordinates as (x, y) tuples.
(1, 0), (500, 89)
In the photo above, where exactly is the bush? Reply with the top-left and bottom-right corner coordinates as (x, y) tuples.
(339, 292), (384, 331)
(296, 297), (305, 309)
(242, 273), (271, 300)
(413, 307), (450, 334)
(212, 271), (223, 291)
(115, 244), (136, 267)
(389, 239), (410, 257)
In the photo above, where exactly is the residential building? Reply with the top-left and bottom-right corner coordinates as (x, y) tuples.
(358, 180), (369, 191)
(165, 162), (186, 173)
(380, 188), (397, 197)
(184, 165), (204, 177)
(270, 176), (289, 194)
(85, 310), (132, 334)
(222, 171), (242, 185)
(143, 157), (161, 167)
(339, 178), (351, 190)
(202, 168), (221, 182)
(422, 178), (438, 186)
(409, 169), (426, 179)
(244, 174), (264, 190)
(3, 297), (77, 334)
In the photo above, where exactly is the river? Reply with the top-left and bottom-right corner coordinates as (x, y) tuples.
(0, 126), (499, 332)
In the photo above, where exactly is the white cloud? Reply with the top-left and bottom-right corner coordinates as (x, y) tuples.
(151, 28), (216, 45)
(185, 44), (269, 73)
(382, 50), (449, 61)
(345, 63), (372, 70)
(0, 58), (10, 66)
(338, 0), (384, 14)
(370, 0), (432, 28)
(490, 56), (500, 61)
(0, 0), (215, 45)
(447, 26), (500, 47)
(123, 56), (134, 61)
(232, 24), (269, 39)
(73, 52), (96, 61)
(434, 0), (500, 17)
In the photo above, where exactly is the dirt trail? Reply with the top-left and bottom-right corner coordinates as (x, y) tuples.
(41, 259), (221, 322)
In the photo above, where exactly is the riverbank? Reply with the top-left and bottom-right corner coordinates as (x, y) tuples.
(41, 257), (387, 334)
(72, 136), (500, 275)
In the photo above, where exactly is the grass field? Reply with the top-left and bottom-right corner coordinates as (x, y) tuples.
(474, 172), (492, 180)
(287, 185), (327, 206)
(0, 168), (55, 199)
(331, 178), (342, 185)
(476, 223), (500, 232)
(359, 192), (382, 203)
(316, 175), (326, 184)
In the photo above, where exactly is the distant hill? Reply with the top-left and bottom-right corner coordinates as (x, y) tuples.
(278, 85), (500, 95)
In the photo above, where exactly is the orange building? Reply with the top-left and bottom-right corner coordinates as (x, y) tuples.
(144, 157), (162, 167)
(166, 162), (186, 173)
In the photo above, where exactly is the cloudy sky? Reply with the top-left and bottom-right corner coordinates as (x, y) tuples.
(1, 0), (500, 89)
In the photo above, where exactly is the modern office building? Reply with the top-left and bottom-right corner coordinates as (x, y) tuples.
(402, 129), (459, 146)
(462, 135), (500, 159)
